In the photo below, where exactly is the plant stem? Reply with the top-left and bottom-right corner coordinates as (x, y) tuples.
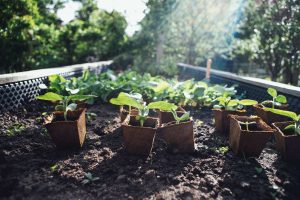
(64, 111), (68, 121)
(140, 119), (144, 127)
(64, 99), (69, 121)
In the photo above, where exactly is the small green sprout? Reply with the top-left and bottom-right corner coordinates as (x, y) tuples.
(36, 92), (96, 121)
(171, 109), (190, 124)
(50, 164), (58, 172)
(262, 88), (287, 109)
(264, 108), (300, 135)
(212, 146), (229, 154)
(255, 167), (263, 174)
(86, 112), (97, 122)
(81, 172), (99, 185)
(238, 121), (257, 131)
(6, 123), (26, 136)
(213, 95), (258, 111)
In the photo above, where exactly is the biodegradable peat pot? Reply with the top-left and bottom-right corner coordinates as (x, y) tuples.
(120, 107), (139, 123)
(122, 115), (158, 156)
(253, 104), (289, 125)
(158, 107), (186, 125)
(212, 109), (247, 134)
(159, 119), (195, 153)
(229, 115), (274, 157)
(45, 108), (87, 149)
(272, 121), (300, 161)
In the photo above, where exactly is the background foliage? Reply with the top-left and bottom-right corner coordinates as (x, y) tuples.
(231, 0), (300, 85)
(0, 0), (127, 73)
(1, 0), (299, 86)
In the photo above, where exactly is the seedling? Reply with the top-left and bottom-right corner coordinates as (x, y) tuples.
(50, 164), (58, 173)
(110, 92), (177, 127)
(86, 112), (97, 122)
(213, 94), (258, 111)
(262, 88), (287, 109)
(171, 109), (190, 124)
(36, 92), (96, 121)
(212, 146), (229, 155)
(6, 123), (26, 136)
(238, 121), (257, 131)
(255, 167), (263, 174)
(81, 172), (99, 185)
(265, 108), (300, 135)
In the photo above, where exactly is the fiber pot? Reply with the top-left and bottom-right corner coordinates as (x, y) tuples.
(159, 119), (195, 153)
(212, 109), (246, 134)
(253, 104), (289, 125)
(44, 108), (87, 149)
(122, 115), (158, 156)
(120, 106), (139, 123)
(229, 115), (273, 157)
(158, 107), (186, 125)
(272, 121), (300, 161)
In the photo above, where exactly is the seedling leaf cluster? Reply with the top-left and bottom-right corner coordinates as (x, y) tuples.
(40, 69), (239, 108)
(37, 92), (96, 121)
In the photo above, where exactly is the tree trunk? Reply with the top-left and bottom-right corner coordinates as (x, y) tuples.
(291, 67), (300, 86)
(156, 32), (164, 65)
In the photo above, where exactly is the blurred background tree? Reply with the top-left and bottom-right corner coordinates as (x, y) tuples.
(0, 0), (127, 73)
(232, 0), (300, 85)
(129, 0), (243, 76)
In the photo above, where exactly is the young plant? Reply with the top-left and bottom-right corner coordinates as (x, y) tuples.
(171, 109), (190, 124)
(110, 92), (177, 127)
(213, 95), (258, 111)
(81, 172), (99, 185)
(36, 92), (96, 121)
(238, 121), (257, 131)
(262, 88), (287, 109)
(6, 123), (26, 136)
(264, 108), (300, 135)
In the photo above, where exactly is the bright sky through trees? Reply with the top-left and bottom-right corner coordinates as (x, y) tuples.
(57, 0), (147, 36)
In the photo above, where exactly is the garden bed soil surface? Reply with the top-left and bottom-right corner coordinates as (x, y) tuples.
(1, 103), (300, 200)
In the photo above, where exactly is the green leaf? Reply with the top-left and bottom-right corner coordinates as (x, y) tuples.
(82, 70), (90, 82)
(68, 95), (96, 101)
(275, 95), (287, 104)
(267, 88), (277, 98)
(147, 101), (177, 111)
(55, 105), (65, 111)
(128, 93), (143, 102)
(49, 74), (66, 83)
(109, 92), (142, 109)
(66, 88), (80, 95)
(66, 103), (77, 111)
(227, 99), (239, 107)
(36, 92), (63, 101)
(284, 124), (295, 131)
(264, 108), (298, 121)
(50, 164), (58, 172)
(239, 99), (258, 106)
(178, 111), (190, 121)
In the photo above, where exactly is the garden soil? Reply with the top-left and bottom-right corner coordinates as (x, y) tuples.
(0, 103), (300, 200)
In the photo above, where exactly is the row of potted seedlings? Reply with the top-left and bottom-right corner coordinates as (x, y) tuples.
(110, 92), (195, 156)
(36, 91), (195, 156)
(36, 87), (299, 161)
(213, 88), (300, 162)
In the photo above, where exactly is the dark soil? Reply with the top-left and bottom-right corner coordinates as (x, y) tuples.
(1, 103), (300, 200)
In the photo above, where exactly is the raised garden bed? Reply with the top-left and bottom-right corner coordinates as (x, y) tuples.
(1, 102), (300, 199)
(1, 68), (300, 200)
